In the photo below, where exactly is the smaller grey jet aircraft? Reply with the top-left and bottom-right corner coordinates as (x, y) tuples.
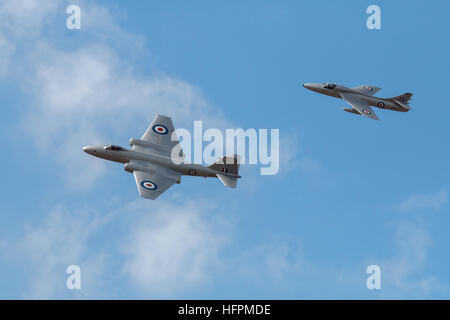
(83, 115), (241, 200)
(303, 83), (413, 120)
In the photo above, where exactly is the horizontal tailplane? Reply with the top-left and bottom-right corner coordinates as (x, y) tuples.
(216, 173), (237, 188)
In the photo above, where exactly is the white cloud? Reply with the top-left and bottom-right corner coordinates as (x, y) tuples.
(123, 202), (230, 296)
(14, 205), (108, 299)
(29, 45), (213, 127)
(8, 198), (227, 298)
(375, 220), (440, 298)
(0, 0), (59, 76)
(0, 0), (60, 37)
(236, 238), (303, 284)
(0, 0), (240, 299)
(1, 0), (310, 299)
(358, 188), (450, 298)
(22, 44), (225, 189)
(9, 198), (306, 298)
(398, 188), (448, 212)
(0, 0), (229, 190)
(361, 189), (450, 298)
(385, 222), (431, 283)
(363, 188), (450, 297)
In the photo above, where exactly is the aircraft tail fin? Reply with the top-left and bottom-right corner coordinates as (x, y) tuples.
(391, 93), (413, 103)
(208, 155), (240, 175)
(209, 155), (241, 188)
(390, 93), (413, 111)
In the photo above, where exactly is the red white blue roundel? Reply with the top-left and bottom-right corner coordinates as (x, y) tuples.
(188, 169), (196, 176)
(152, 124), (169, 135)
(364, 86), (373, 91)
(141, 180), (157, 190)
(377, 102), (385, 108)
(363, 109), (371, 115)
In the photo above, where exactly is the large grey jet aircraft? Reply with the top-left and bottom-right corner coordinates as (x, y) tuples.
(303, 83), (413, 120)
(83, 115), (241, 200)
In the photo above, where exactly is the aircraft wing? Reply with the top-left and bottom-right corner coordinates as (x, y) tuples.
(133, 169), (179, 200)
(351, 85), (381, 96)
(340, 93), (379, 120)
(135, 115), (179, 156)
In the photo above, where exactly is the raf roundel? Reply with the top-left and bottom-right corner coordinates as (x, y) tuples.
(141, 180), (157, 190)
(364, 86), (373, 91)
(377, 102), (385, 108)
(363, 109), (371, 115)
(188, 169), (196, 176)
(152, 124), (169, 135)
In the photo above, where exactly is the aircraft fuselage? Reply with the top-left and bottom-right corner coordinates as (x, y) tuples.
(303, 83), (406, 112)
(83, 146), (219, 178)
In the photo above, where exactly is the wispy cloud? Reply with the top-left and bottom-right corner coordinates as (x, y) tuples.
(1, 0), (314, 299)
(12, 205), (108, 299)
(363, 188), (450, 298)
(0, 0), (59, 76)
(1, 0), (229, 190)
(398, 188), (448, 212)
(236, 238), (303, 284)
(5, 197), (310, 298)
(373, 220), (442, 298)
(122, 201), (231, 296)
(23, 44), (219, 189)
(0, 0), (59, 37)
(4, 199), (232, 298)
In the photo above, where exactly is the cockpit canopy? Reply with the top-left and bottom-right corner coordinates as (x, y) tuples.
(104, 145), (123, 151)
(322, 83), (336, 90)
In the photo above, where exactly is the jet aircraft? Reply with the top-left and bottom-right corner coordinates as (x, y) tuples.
(303, 83), (413, 120)
(83, 115), (241, 200)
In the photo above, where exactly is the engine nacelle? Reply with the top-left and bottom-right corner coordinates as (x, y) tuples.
(123, 162), (181, 184)
(129, 138), (184, 158)
(129, 138), (160, 149)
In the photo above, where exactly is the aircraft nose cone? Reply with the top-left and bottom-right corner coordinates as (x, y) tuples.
(303, 83), (313, 90)
(83, 146), (95, 155)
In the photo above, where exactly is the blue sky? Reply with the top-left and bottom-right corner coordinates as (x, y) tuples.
(1, 0), (450, 299)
